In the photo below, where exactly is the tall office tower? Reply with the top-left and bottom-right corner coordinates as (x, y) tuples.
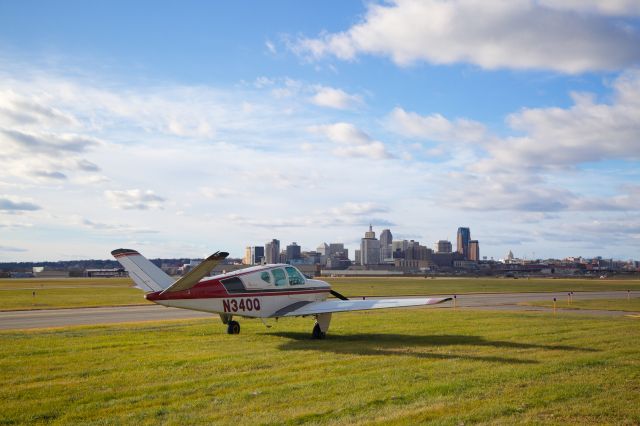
(354, 249), (361, 265)
(265, 239), (280, 264)
(391, 240), (408, 258)
(379, 229), (392, 247)
(360, 225), (381, 266)
(251, 246), (265, 264)
(286, 242), (301, 261)
(436, 240), (452, 253)
(329, 243), (345, 256)
(317, 243), (329, 256)
(243, 247), (252, 265)
(364, 224), (375, 239)
(468, 240), (480, 261)
(379, 229), (393, 262)
(457, 227), (471, 259)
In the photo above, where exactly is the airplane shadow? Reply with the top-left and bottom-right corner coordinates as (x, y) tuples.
(267, 332), (598, 365)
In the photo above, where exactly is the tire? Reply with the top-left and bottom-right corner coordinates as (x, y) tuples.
(311, 323), (325, 339)
(227, 320), (240, 335)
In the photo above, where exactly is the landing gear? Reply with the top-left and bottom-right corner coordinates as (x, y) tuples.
(227, 320), (240, 335)
(311, 323), (325, 339)
(311, 313), (332, 339)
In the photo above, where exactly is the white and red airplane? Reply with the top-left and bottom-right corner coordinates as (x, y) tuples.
(112, 248), (451, 339)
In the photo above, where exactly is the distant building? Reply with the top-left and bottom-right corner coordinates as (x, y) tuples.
(360, 225), (381, 266)
(457, 227), (471, 259)
(317, 243), (329, 256)
(392, 240), (408, 258)
(506, 250), (514, 263)
(244, 246), (264, 265)
(468, 240), (480, 261)
(85, 268), (126, 278)
(379, 229), (393, 263)
(436, 240), (452, 253)
(286, 242), (301, 262)
(265, 239), (280, 264)
(252, 246), (265, 264)
(354, 249), (361, 265)
(380, 229), (393, 247)
(243, 247), (252, 265)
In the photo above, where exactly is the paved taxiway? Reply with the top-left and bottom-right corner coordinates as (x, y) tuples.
(0, 291), (637, 330)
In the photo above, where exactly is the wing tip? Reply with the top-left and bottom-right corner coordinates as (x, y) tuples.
(207, 251), (229, 261)
(111, 248), (140, 258)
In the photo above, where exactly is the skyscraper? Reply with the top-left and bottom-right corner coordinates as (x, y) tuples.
(265, 239), (280, 264)
(379, 229), (393, 263)
(436, 240), (452, 253)
(317, 243), (329, 256)
(457, 227), (471, 259)
(468, 240), (479, 261)
(244, 246), (265, 264)
(286, 242), (301, 261)
(379, 229), (392, 247)
(360, 225), (380, 266)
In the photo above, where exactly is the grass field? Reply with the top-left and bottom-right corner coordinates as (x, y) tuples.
(1, 277), (639, 311)
(1, 309), (639, 424)
(0, 278), (144, 311)
(519, 297), (640, 312)
(327, 276), (640, 296)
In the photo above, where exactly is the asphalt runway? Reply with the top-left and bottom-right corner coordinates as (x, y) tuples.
(0, 291), (637, 330)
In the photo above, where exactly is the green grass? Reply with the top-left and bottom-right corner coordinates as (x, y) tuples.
(1, 309), (639, 424)
(328, 276), (640, 297)
(0, 278), (147, 310)
(1, 277), (639, 311)
(519, 297), (640, 312)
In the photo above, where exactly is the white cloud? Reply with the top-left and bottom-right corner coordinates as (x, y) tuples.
(0, 245), (27, 252)
(386, 107), (486, 143)
(308, 122), (394, 159)
(310, 86), (363, 110)
(105, 189), (165, 210)
(227, 201), (394, 229)
(0, 195), (41, 212)
(539, 0), (640, 16)
(475, 70), (640, 172)
(80, 218), (158, 234)
(292, 0), (640, 73)
(1, 129), (99, 155)
(265, 40), (277, 54)
(328, 202), (388, 217)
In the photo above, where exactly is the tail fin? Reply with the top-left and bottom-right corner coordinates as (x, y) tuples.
(161, 251), (228, 294)
(111, 248), (175, 292)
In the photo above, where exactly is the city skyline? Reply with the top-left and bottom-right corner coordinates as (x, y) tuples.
(1, 2), (639, 262)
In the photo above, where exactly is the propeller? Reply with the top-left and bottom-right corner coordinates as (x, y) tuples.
(330, 289), (349, 300)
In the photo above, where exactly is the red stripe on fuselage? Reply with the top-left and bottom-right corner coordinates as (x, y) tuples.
(146, 278), (330, 301)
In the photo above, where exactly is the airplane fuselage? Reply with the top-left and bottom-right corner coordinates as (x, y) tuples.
(145, 264), (331, 318)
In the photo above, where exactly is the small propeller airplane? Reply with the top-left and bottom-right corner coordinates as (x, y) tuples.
(112, 248), (452, 339)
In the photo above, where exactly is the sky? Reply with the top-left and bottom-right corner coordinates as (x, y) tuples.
(0, 0), (639, 262)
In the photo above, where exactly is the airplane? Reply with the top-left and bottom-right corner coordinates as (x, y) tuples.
(112, 248), (452, 339)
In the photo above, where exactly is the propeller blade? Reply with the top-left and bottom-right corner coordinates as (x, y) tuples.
(330, 289), (349, 300)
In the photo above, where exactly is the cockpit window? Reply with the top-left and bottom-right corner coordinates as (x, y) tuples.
(221, 277), (245, 293)
(260, 271), (271, 284)
(285, 267), (305, 286)
(272, 268), (287, 287)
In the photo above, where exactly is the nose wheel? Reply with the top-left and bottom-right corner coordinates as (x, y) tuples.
(227, 320), (240, 335)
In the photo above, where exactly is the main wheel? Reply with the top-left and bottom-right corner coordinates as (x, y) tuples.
(311, 323), (326, 339)
(227, 320), (240, 335)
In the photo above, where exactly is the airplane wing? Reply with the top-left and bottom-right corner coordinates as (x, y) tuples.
(273, 297), (452, 317)
(160, 251), (229, 294)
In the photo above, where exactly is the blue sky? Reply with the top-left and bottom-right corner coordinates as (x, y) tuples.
(1, 0), (639, 261)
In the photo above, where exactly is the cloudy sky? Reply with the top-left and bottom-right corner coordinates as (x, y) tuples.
(1, 0), (639, 261)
